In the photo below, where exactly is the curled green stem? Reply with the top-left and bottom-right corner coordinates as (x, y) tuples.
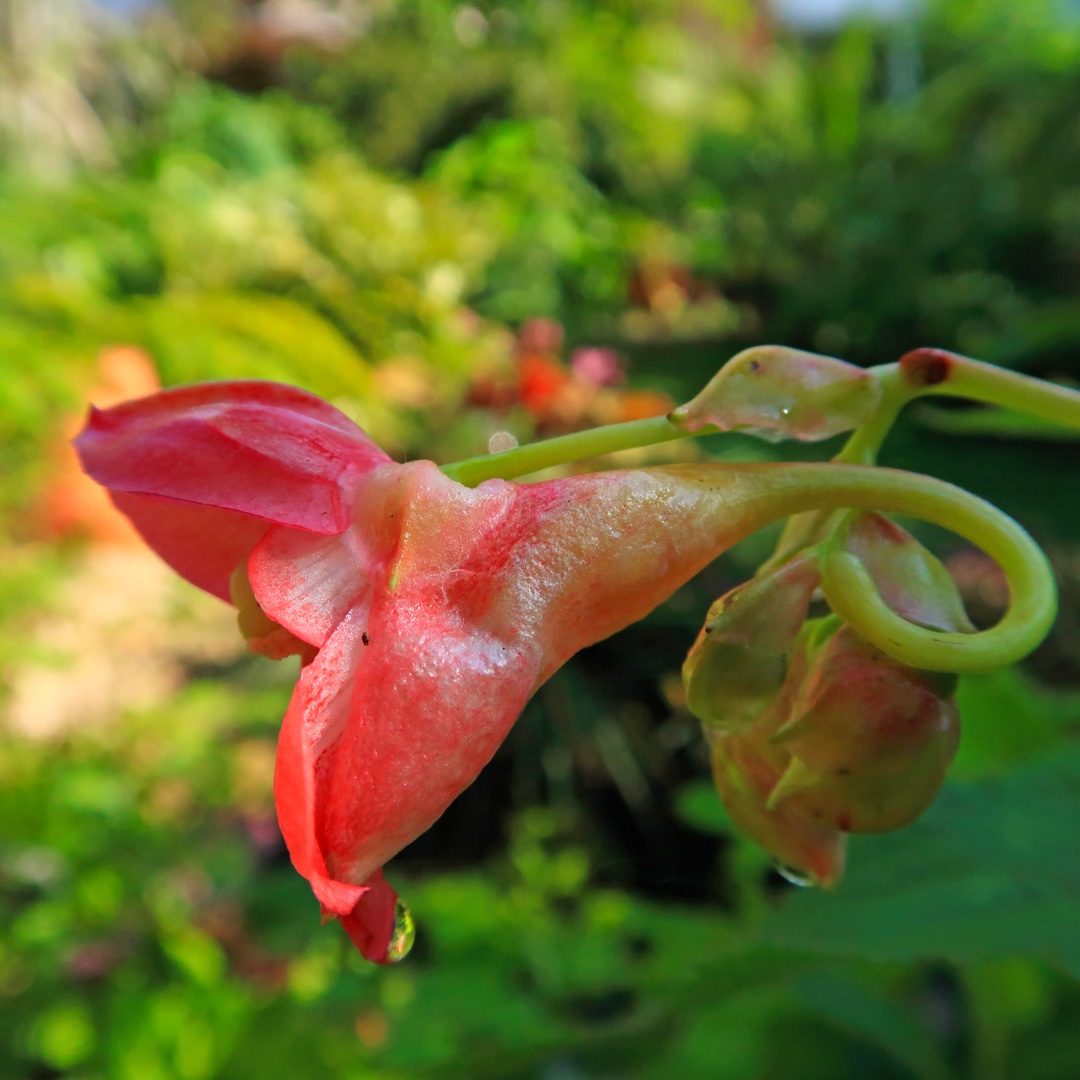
(746, 463), (1057, 672)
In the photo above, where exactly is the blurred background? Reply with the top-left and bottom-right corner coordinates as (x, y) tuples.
(5, 0), (1080, 1077)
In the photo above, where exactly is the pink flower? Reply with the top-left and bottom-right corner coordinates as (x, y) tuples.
(75, 380), (790, 963)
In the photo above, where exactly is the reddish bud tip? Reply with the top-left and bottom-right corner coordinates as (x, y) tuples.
(899, 348), (956, 388)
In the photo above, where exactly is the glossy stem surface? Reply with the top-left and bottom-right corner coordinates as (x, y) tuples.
(441, 415), (687, 486)
(725, 462), (1056, 673)
(904, 349), (1080, 429)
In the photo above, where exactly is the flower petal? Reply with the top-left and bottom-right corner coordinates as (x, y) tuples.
(271, 464), (542, 901)
(274, 610), (367, 893)
(317, 588), (541, 885)
(337, 870), (400, 964)
(109, 492), (279, 602)
(248, 526), (377, 647)
(74, 381), (391, 599)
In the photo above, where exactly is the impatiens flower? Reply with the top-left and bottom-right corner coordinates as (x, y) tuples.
(74, 334), (1069, 950)
(75, 380), (846, 962)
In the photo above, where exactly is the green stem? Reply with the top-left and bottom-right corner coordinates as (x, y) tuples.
(440, 351), (1080, 489)
(791, 467), (1056, 672)
(834, 364), (911, 464)
(904, 349), (1080, 428)
(664, 460), (1056, 673)
(440, 415), (688, 487)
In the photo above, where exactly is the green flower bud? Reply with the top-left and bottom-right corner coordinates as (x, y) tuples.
(683, 557), (820, 734)
(769, 625), (960, 833)
(704, 648), (847, 888)
(669, 345), (882, 443)
(844, 513), (974, 633)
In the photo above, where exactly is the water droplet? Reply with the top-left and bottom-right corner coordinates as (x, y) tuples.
(774, 862), (816, 888)
(487, 431), (519, 454)
(387, 899), (415, 963)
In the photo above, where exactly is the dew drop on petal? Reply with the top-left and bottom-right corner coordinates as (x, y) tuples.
(387, 899), (416, 963)
(774, 862), (816, 888)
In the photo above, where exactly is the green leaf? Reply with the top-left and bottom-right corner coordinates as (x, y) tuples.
(759, 744), (1080, 978)
(672, 779), (733, 835)
(794, 973), (951, 1080)
(952, 668), (1078, 780)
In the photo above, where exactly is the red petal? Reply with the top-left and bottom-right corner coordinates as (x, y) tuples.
(74, 381), (391, 598)
(337, 870), (400, 964)
(315, 589), (540, 885)
(271, 464), (541, 904)
(272, 609), (407, 964)
(108, 493), (274, 602)
(274, 611), (366, 893)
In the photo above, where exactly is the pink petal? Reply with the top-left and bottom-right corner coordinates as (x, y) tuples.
(316, 588), (541, 885)
(274, 611), (367, 892)
(272, 608), (405, 964)
(271, 464), (540, 890)
(74, 381), (391, 599)
(337, 870), (400, 963)
(247, 521), (381, 648)
(110, 493), (278, 602)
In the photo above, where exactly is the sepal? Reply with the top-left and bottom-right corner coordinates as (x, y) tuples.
(669, 346), (881, 443)
(770, 624), (961, 833)
(682, 556), (820, 733)
(704, 653), (848, 888)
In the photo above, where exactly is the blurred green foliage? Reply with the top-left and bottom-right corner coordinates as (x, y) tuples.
(4, 0), (1080, 1077)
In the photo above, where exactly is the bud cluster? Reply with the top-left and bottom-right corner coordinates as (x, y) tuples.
(683, 513), (971, 886)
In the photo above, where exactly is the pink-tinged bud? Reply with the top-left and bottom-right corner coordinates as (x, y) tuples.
(770, 624), (960, 833)
(682, 556), (820, 733)
(704, 649), (847, 888)
(670, 345), (882, 443)
(844, 513), (974, 633)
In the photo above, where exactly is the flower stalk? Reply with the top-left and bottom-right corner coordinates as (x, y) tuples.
(443, 348), (1080, 485)
(441, 347), (1070, 676)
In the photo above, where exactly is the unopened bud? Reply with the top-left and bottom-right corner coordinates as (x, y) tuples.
(706, 708), (847, 888)
(770, 625), (960, 833)
(670, 346), (881, 443)
(844, 513), (974, 633)
(683, 557), (820, 733)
